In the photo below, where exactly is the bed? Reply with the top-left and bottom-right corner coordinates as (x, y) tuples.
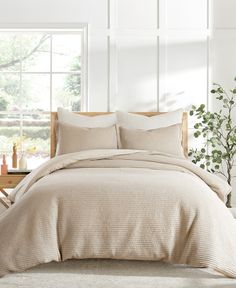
(0, 110), (236, 278)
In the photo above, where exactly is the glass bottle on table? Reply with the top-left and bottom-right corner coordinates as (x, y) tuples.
(19, 153), (27, 170)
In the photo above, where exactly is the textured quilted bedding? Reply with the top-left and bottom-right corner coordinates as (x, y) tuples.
(0, 149), (235, 278)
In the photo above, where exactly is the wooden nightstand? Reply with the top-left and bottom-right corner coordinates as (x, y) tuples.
(0, 174), (26, 208)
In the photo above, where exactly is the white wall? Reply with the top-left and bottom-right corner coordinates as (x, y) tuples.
(0, 0), (209, 113)
(0, 0), (235, 204)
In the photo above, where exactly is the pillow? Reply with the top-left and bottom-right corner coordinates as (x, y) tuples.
(57, 122), (118, 155)
(119, 124), (184, 157)
(116, 109), (183, 130)
(58, 108), (117, 127)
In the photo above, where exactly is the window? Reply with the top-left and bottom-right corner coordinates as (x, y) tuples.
(0, 25), (87, 168)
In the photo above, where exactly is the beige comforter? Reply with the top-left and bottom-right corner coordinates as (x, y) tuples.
(0, 149), (236, 278)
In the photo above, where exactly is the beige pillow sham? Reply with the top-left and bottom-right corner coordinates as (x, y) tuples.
(119, 124), (184, 158)
(57, 122), (118, 155)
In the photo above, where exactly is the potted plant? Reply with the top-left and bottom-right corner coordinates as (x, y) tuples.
(189, 78), (236, 207)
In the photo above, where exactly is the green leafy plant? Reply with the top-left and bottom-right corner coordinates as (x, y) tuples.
(189, 79), (236, 208)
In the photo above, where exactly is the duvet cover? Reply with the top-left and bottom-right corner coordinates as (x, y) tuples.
(0, 149), (235, 278)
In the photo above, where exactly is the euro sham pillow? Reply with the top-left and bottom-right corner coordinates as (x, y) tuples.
(57, 122), (118, 155)
(58, 108), (117, 128)
(119, 124), (184, 158)
(116, 109), (183, 130)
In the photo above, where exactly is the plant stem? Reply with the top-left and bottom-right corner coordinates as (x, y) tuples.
(226, 160), (232, 208)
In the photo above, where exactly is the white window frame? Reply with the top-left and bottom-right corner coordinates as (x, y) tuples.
(0, 23), (88, 112)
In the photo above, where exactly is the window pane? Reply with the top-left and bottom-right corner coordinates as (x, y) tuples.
(0, 112), (50, 169)
(0, 33), (21, 72)
(52, 34), (82, 72)
(0, 29), (85, 169)
(52, 73), (81, 111)
(0, 73), (20, 111)
(22, 74), (50, 112)
(22, 33), (51, 72)
(0, 113), (21, 156)
(22, 113), (50, 169)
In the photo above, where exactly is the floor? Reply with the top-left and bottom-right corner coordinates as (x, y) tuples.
(1, 259), (236, 288)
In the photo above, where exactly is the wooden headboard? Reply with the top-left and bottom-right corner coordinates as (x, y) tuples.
(51, 112), (188, 158)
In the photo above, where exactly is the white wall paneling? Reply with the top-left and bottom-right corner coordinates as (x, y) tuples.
(88, 35), (108, 111)
(210, 30), (236, 131)
(116, 36), (158, 111)
(161, 0), (207, 29)
(159, 34), (208, 115)
(211, 30), (236, 92)
(213, 0), (236, 29)
(0, 0), (108, 28)
(117, 0), (158, 29)
(107, 0), (209, 113)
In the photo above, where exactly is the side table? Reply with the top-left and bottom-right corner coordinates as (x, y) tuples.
(0, 174), (27, 208)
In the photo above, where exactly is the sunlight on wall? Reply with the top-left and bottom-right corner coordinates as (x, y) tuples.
(159, 37), (208, 115)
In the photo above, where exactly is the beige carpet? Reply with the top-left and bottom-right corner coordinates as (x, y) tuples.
(1, 259), (236, 288)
